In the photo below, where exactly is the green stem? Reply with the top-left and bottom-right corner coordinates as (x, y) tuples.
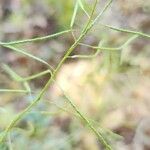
(0, 75), (52, 143)
(0, 30), (71, 45)
(21, 70), (52, 82)
(79, 34), (138, 51)
(0, 1), (113, 149)
(68, 35), (138, 59)
(103, 24), (150, 38)
(0, 89), (28, 93)
(54, 81), (112, 150)
(2, 45), (53, 70)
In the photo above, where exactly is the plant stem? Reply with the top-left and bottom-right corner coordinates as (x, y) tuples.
(0, 30), (71, 45)
(0, 1), (113, 149)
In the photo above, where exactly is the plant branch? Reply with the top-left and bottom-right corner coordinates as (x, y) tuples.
(0, 30), (71, 45)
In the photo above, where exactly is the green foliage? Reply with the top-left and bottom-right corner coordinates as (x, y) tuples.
(0, 0), (150, 149)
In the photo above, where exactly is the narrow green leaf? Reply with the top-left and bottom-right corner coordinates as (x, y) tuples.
(2, 64), (23, 81)
(54, 80), (113, 150)
(77, 0), (90, 18)
(3, 45), (53, 69)
(0, 89), (28, 93)
(91, 0), (113, 26)
(23, 82), (31, 93)
(70, 1), (79, 28)
(22, 70), (51, 82)
(0, 30), (71, 45)
(102, 24), (150, 38)
(79, 35), (138, 51)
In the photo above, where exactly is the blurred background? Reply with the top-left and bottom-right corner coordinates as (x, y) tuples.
(0, 0), (150, 149)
